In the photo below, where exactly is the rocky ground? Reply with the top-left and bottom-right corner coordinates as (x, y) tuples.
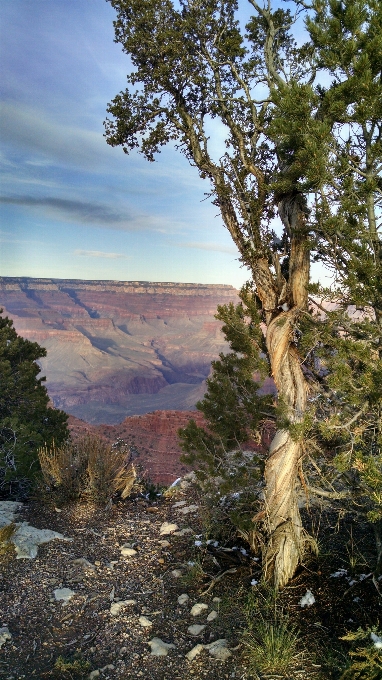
(1, 478), (381, 680)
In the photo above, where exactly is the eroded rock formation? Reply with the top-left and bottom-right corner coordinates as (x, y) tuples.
(0, 278), (239, 423)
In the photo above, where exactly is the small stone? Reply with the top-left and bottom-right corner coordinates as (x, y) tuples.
(206, 639), (232, 661)
(171, 569), (183, 578)
(110, 600), (137, 616)
(207, 610), (218, 622)
(100, 665), (115, 672)
(158, 540), (171, 547)
(120, 545), (137, 557)
(188, 624), (206, 636)
(139, 615), (153, 628)
(89, 671), (100, 679)
(0, 627), (12, 648)
(177, 593), (189, 605)
(158, 558), (165, 564)
(190, 603), (208, 616)
(73, 557), (96, 571)
(53, 588), (75, 603)
(119, 647), (127, 655)
(173, 500), (187, 507)
(159, 522), (179, 536)
(147, 507), (159, 513)
(185, 643), (204, 661)
(148, 637), (176, 656)
(177, 504), (199, 515)
(212, 597), (221, 603)
(173, 528), (193, 536)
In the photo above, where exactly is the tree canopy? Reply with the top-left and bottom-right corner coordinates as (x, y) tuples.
(105, 0), (381, 588)
(0, 311), (69, 498)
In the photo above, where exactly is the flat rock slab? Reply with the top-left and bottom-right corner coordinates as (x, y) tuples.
(0, 501), (23, 526)
(13, 523), (72, 559)
(0, 502), (72, 559)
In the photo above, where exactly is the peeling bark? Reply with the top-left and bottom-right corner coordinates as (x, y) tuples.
(254, 193), (312, 588)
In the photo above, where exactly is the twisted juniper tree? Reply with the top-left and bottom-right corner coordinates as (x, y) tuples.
(104, 0), (381, 587)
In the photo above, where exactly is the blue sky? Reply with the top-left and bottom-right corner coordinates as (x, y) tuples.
(0, 0), (253, 287)
(1, 0), (318, 289)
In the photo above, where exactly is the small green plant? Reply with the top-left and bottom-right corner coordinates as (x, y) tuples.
(244, 614), (300, 676)
(339, 627), (382, 680)
(181, 558), (207, 587)
(52, 655), (91, 679)
(243, 585), (301, 676)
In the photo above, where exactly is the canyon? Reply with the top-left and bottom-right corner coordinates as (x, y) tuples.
(0, 277), (239, 424)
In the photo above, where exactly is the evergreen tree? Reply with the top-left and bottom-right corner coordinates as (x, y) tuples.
(104, 0), (381, 587)
(0, 311), (69, 498)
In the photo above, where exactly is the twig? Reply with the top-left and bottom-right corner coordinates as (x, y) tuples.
(200, 567), (237, 596)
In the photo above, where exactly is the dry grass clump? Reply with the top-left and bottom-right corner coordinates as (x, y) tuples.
(0, 522), (16, 556)
(38, 435), (136, 506)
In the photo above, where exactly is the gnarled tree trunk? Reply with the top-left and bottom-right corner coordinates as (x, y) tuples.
(255, 195), (311, 588)
(263, 312), (309, 588)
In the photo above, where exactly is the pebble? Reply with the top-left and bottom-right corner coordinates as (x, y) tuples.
(171, 569), (183, 578)
(177, 593), (189, 605)
(148, 637), (176, 656)
(176, 505), (199, 515)
(139, 615), (153, 628)
(173, 528), (193, 536)
(110, 600), (137, 616)
(185, 643), (204, 661)
(207, 610), (218, 622)
(73, 557), (96, 571)
(159, 522), (179, 535)
(53, 588), (75, 603)
(120, 545), (137, 557)
(188, 624), (206, 636)
(190, 603), (208, 616)
(206, 639), (232, 661)
(158, 539), (171, 547)
(0, 627), (12, 648)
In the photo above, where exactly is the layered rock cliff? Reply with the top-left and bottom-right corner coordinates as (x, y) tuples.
(0, 277), (239, 423)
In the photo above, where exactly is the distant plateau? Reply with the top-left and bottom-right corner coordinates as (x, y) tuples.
(0, 277), (242, 424)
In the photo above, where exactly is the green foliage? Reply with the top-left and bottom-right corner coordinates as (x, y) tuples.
(179, 285), (272, 497)
(105, 0), (382, 584)
(51, 655), (91, 679)
(0, 311), (69, 498)
(243, 587), (300, 676)
(339, 627), (382, 680)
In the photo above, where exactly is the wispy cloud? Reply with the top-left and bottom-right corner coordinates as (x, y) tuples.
(74, 249), (129, 259)
(0, 195), (136, 229)
(178, 241), (239, 255)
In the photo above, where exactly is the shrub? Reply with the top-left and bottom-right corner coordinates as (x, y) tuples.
(0, 311), (68, 498)
(38, 434), (136, 506)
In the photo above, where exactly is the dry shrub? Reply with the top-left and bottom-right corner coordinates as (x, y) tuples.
(0, 522), (16, 556)
(38, 435), (136, 506)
